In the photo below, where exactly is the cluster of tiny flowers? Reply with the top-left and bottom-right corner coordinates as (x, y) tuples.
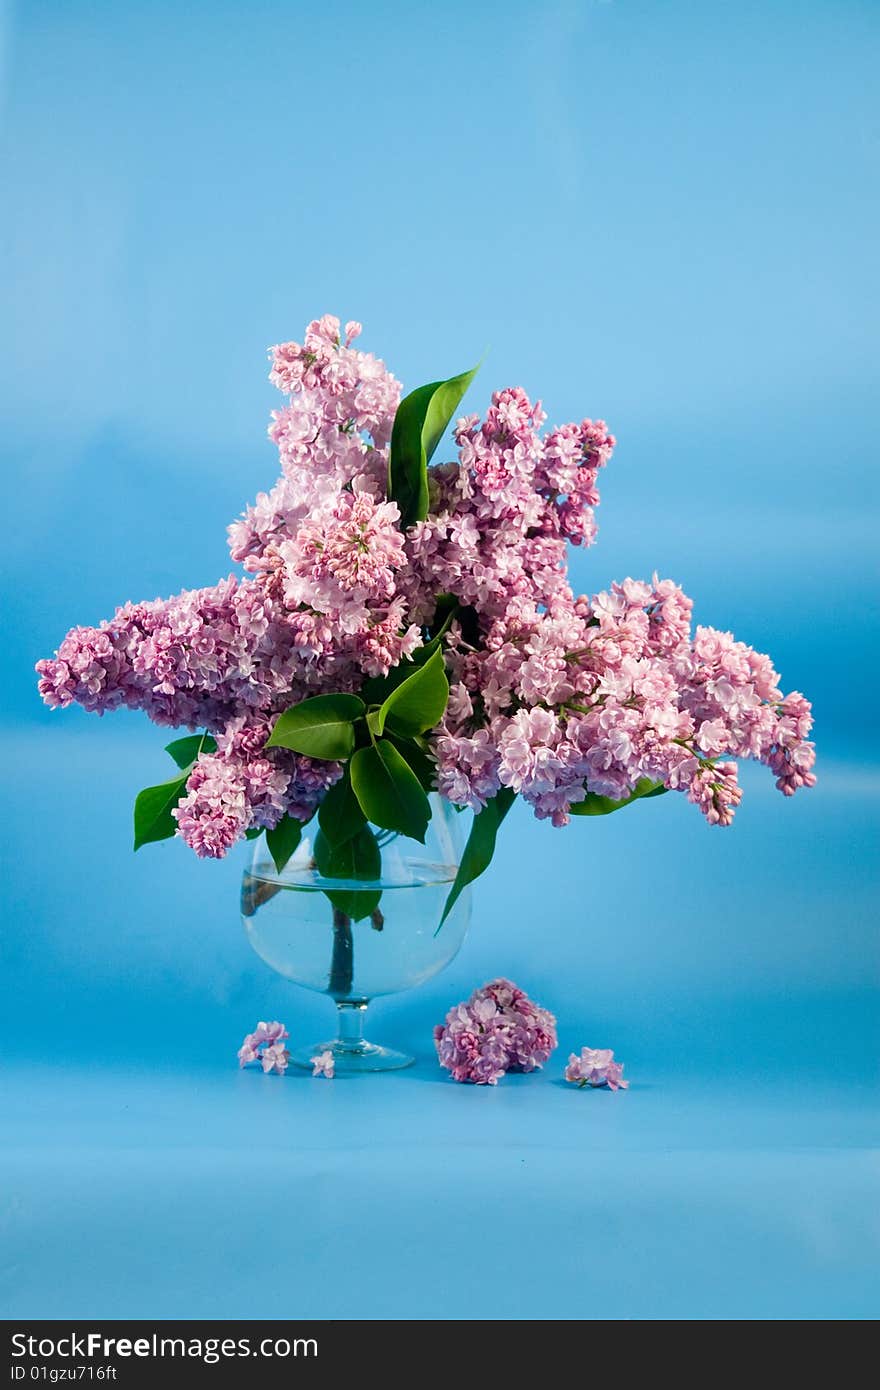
(238, 1021), (290, 1075)
(311, 1050), (335, 1079)
(36, 314), (815, 856)
(433, 978), (558, 1085)
(564, 1047), (628, 1090)
(434, 577), (816, 825)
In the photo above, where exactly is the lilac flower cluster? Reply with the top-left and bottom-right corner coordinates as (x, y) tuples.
(436, 578), (814, 826)
(237, 1020), (290, 1075)
(36, 313), (815, 855)
(433, 978), (558, 1085)
(564, 1047), (628, 1090)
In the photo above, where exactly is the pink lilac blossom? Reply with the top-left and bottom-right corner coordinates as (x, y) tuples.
(564, 1047), (629, 1090)
(238, 1021), (290, 1071)
(36, 314), (815, 856)
(260, 1043), (291, 1075)
(311, 1049), (335, 1079)
(433, 978), (557, 1084)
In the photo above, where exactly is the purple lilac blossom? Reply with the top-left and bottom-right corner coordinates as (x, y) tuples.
(564, 1047), (629, 1090)
(433, 978), (558, 1084)
(238, 1021), (290, 1072)
(259, 1043), (290, 1076)
(37, 314), (816, 855)
(311, 1050), (335, 1079)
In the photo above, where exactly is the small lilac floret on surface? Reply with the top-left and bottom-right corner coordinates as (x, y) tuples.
(238, 1021), (290, 1073)
(564, 1046), (629, 1090)
(311, 1049), (335, 1079)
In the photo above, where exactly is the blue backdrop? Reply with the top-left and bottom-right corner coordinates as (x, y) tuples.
(1, 0), (877, 1320)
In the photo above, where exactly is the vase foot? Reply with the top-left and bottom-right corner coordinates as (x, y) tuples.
(290, 1040), (414, 1074)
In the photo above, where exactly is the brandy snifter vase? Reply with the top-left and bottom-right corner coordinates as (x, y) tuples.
(241, 795), (471, 1073)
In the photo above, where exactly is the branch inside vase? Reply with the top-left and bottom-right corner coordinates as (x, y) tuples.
(240, 874), (281, 917)
(328, 907), (354, 996)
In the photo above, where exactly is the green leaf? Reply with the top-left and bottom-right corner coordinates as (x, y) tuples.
(164, 732), (217, 769)
(360, 604), (460, 705)
(428, 593), (460, 639)
(408, 598), (460, 669)
(361, 644), (440, 707)
(323, 884), (382, 923)
(314, 823), (381, 880)
(266, 692), (365, 760)
(438, 787), (515, 929)
(244, 827), (264, 841)
(133, 771), (191, 850)
(569, 778), (667, 816)
(384, 732), (436, 793)
(134, 732), (219, 851)
(265, 816), (303, 873)
(361, 659), (419, 707)
(376, 647), (449, 736)
(349, 740), (431, 842)
(317, 770), (367, 846)
(314, 824), (382, 921)
(388, 364), (479, 528)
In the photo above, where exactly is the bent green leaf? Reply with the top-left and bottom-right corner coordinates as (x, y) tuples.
(349, 740), (431, 842)
(135, 732), (218, 851)
(361, 662), (415, 707)
(164, 732), (217, 769)
(388, 364), (479, 528)
(360, 603), (459, 705)
(438, 787), (515, 929)
(376, 647), (449, 737)
(314, 824), (382, 921)
(569, 778), (667, 816)
(384, 732), (436, 793)
(317, 769), (367, 847)
(265, 816), (303, 873)
(133, 771), (191, 850)
(266, 692), (365, 760)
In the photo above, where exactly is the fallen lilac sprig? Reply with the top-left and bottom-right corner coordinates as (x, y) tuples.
(434, 978), (557, 1085)
(564, 1047), (628, 1090)
(311, 1049), (335, 1079)
(238, 1020), (290, 1075)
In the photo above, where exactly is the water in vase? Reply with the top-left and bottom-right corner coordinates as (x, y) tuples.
(242, 864), (467, 1002)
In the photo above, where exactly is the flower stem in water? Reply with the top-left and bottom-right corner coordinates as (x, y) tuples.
(328, 907), (354, 996)
(240, 874), (281, 917)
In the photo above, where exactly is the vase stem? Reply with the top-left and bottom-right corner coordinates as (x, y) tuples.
(336, 1000), (367, 1051)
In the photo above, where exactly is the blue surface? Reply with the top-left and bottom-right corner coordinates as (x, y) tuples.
(1, 739), (877, 1319)
(1, 0), (878, 1320)
(3, 1072), (877, 1320)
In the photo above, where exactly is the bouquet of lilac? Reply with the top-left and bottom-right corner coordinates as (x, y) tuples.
(37, 315), (815, 919)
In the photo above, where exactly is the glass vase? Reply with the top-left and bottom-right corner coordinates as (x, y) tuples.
(241, 794), (471, 1072)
